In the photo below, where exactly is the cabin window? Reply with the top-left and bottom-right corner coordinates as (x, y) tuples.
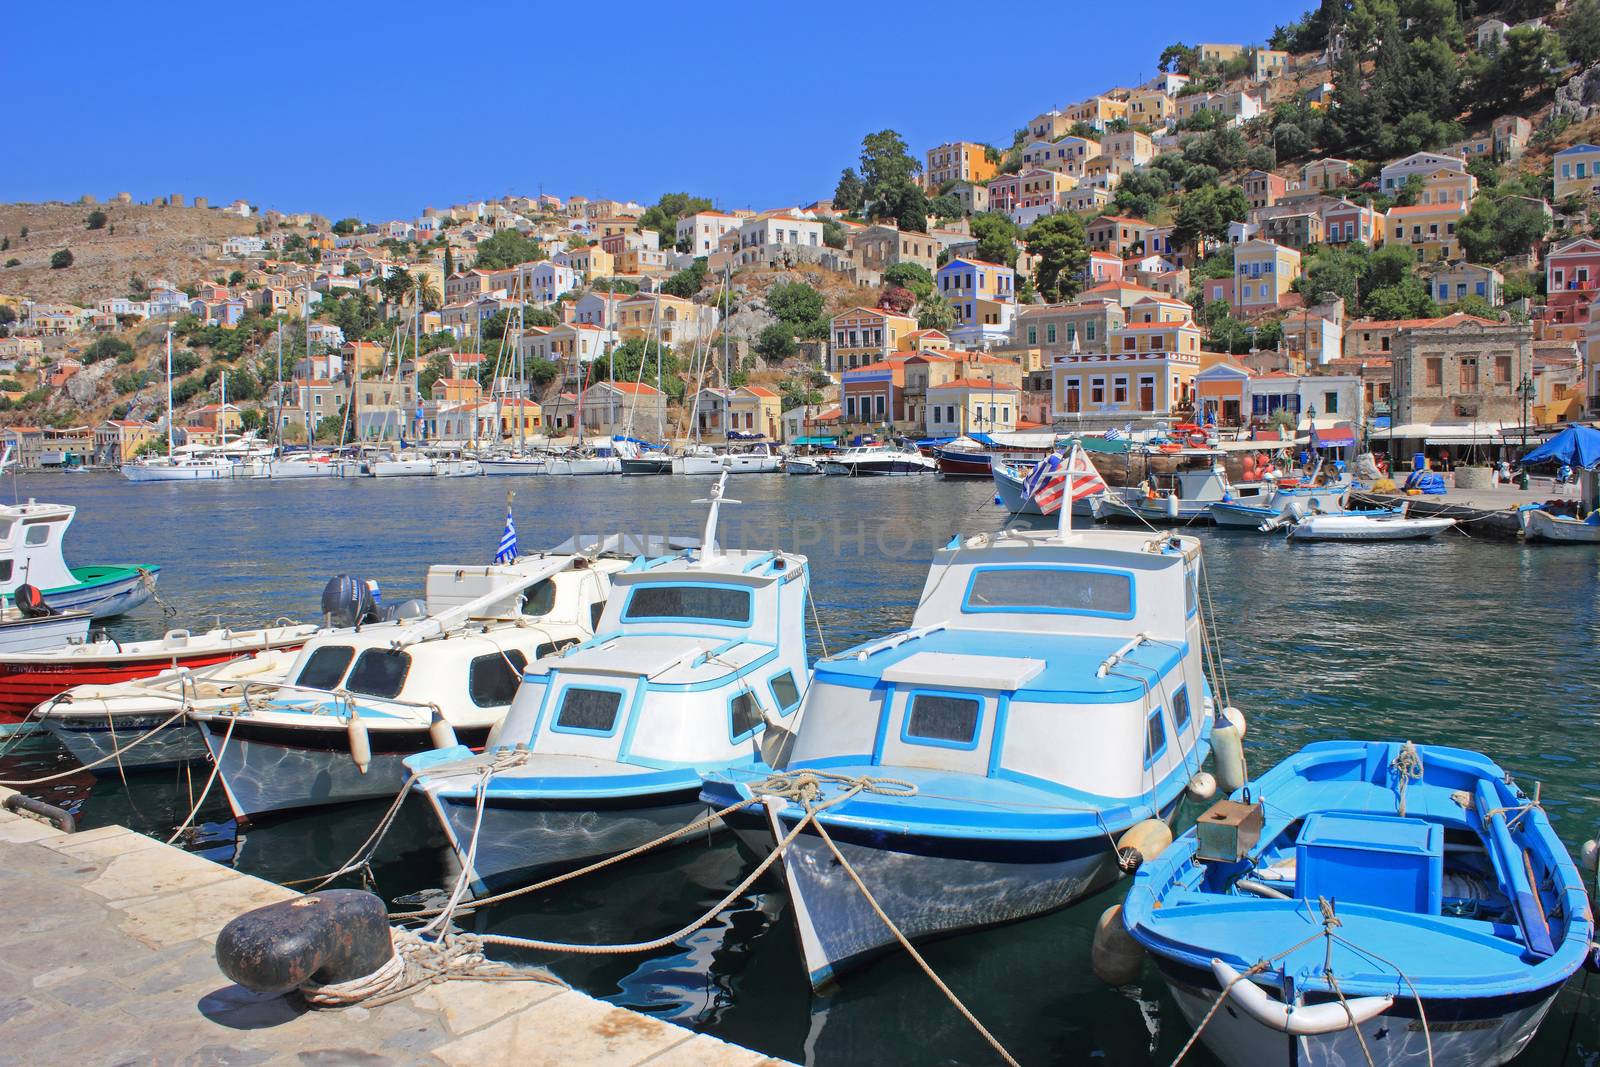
(553, 686), (623, 734)
(24, 525), (50, 546)
(1185, 567), (1198, 617)
(729, 690), (765, 741)
(1172, 686), (1191, 730)
(904, 693), (982, 748)
(468, 649), (527, 707)
(1144, 708), (1167, 766)
(963, 566), (1135, 619)
(0, 520), (12, 541)
(346, 649), (411, 699)
(623, 584), (752, 626)
(520, 580), (556, 617)
(589, 600), (605, 630)
(769, 670), (801, 713)
(296, 646), (354, 689)
(0, 561), (9, 582)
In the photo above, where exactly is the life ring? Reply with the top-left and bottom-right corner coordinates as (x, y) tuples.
(1159, 443), (1183, 454)
(1278, 478), (1300, 488)
(1187, 432), (1207, 448)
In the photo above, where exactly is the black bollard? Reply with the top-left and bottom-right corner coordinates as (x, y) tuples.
(216, 888), (394, 994)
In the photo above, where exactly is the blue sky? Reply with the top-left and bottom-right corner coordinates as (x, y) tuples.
(5, 0), (1301, 221)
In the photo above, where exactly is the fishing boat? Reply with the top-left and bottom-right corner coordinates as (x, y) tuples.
(188, 546), (638, 819)
(1519, 507), (1600, 543)
(820, 444), (938, 477)
(0, 500), (158, 620)
(1209, 482), (1353, 529)
(35, 646), (300, 771)
(933, 432), (1061, 479)
(0, 622), (316, 722)
(702, 450), (1224, 988)
(991, 459), (1106, 517)
(1121, 740), (1593, 1067)
(1287, 511), (1456, 541)
(407, 474), (811, 892)
(1093, 450), (1264, 524)
(675, 442), (781, 475)
(0, 597), (91, 656)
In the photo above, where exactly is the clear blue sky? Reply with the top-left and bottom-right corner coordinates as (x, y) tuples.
(6, 0), (1301, 222)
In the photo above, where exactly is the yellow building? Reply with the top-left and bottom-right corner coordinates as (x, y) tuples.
(1553, 144), (1600, 202)
(1302, 158), (1355, 191)
(1051, 318), (1203, 420)
(1196, 43), (1246, 64)
(1385, 203), (1466, 262)
(1125, 89), (1174, 126)
(1232, 239), (1302, 311)
(926, 142), (998, 190)
(1417, 168), (1477, 208)
(616, 293), (715, 347)
(829, 308), (917, 373)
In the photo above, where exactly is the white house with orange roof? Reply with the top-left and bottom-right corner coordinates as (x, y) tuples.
(675, 211), (742, 255)
(734, 215), (825, 268)
(582, 381), (667, 437)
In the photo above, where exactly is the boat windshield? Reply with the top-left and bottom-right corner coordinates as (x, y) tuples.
(963, 566), (1134, 619)
(622, 584), (752, 626)
(296, 645), (354, 689)
(521, 579), (556, 618)
(345, 649), (411, 699)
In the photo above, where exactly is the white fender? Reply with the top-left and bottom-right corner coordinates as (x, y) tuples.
(1091, 905), (1145, 986)
(347, 710), (372, 774)
(1222, 705), (1247, 738)
(1187, 771), (1218, 803)
(428, 713), (459, 751)
(1211, 959), (1393, 1036)
(1582, 839), (1598, 872)
(1165, 493), (1180, 519)
(1212, 722), (1246, 794)
(1117, 819), (1173, 869)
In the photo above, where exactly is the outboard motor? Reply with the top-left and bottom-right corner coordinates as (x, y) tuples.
(13, 584), (55, 618)
(321, 576), (382, 628)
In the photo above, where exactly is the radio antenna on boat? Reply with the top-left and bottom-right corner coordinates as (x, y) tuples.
(692, 469), (739, 562)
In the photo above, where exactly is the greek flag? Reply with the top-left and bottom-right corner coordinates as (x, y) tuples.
(1022, 452), (1063, 499)
(494, 507), (518, 564)
(1103, 426), (1122, 441)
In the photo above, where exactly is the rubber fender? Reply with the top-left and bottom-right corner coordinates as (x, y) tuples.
(1213, 722), (1246, 794)
(1187, 772), (1218, 803)
(1091, 905), (1144, 987)
(1117, 819), (1173, 869)
(1211, 958), (1392, 1035)
(216, 889), (394, 994)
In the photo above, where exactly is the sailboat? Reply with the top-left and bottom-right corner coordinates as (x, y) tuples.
(121, 331), (237, 482)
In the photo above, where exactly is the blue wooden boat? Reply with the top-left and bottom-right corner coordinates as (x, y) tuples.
(704, 514), (1225, 989)
(1209, 482), (1352, 529)
(1122, 740), (1593, 1067)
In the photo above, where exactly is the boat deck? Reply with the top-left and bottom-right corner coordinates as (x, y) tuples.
(0, 786), (787, 1067)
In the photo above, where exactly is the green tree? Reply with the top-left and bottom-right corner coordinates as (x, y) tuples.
(858, 130), (920, 206)
(1565, 0), (1600, 67)
(1026, 212), (1089, 303)
(332, 217), (363, 235)
(0, 306), (14, 327)
(833, 168), (865, 213)
(1393, 174), (1426, 207)
(1457, 192), (1552, 262)
(883, 262), (934, 301)
(754, 322), (798, 363)
(471, 229), (545, 270)
(639, 193), (713, 251)
(50, 249), (72, 269)
(228, 269), (245, 286)
(1364, 274), (1436, 319)
(929, 192), (962, 221)
(970, 212), (1020, 268)
(380, 267), (413, 306)
(82, 337), (133, 364)
(822, 219), (847, 249)
(1159, 42), (1197, 74)
(1112, 168), (1172, 219)
(1475, 27), (1566, 113)
(870, 177), (929, 233)
(661, 258), (708, 298)
(766, 282), (828, 338)
(1171, 185), (1248, 250)
(85, 210), (107, 230)
(915, 293), (958, 332)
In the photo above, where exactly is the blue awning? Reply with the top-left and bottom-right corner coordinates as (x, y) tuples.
(1522, 425), (1600, 468)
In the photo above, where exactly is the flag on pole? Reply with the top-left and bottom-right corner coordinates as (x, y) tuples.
(1021, 452), (1062, 500)
(1033, 447), (1109, 515)
(1103, 426), (1122, 441)
(494, 506), (518, 564)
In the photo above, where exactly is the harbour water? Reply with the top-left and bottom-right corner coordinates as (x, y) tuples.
(3, 471), (1597, 1065)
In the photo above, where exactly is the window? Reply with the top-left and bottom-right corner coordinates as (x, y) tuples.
(1065, 378), (1081, 413)
(964, 566), (1134, 618)
(1425, 357), (1442, 388)
(623, 584), (752, 625)
(1028, 326), (1038, 345)
(468, 649), (527, 707)
(1046, 324), (1057, 344)
(730, 691), (765, 741)
(1323, 392), (1338, 414)
(1113, 376), (1129, 403)
(23, 524), (51, 546)
(904, 693), (981, 747)
(1172, 686), (1191, 731)
(554, 687), (622, 734)
(520, 580), (556, 617)
(1460, 357), (1479, 390)
(1144, 708), (1167, 766)
(1091, 377), (1106, 404)
(296, 646), (354, 690)
(1495, 355), (1512, 385)
(346, 649), (412, 699)
(769, 670), (801, 713)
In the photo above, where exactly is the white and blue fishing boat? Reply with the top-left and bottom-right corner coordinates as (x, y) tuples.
(1209, 481), (1352, 529)
(703, 454), (1224, 988)
(407, 473), (811, 893)
(0, 500), (157, 619)
(1121, 740), (1594, 1067)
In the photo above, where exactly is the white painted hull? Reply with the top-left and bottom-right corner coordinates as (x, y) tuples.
(480, 459), (548, 476)
(1288, 515), (1455, 541)
(539, 456), (621, 476)
(821, 457), (938, 476)
(44, 710), (207, 771)
(1520, 508), (1600, 543)
(367, 459), (435, 478)
(120, 461), (235, 482)
(0, 612), (92, 654)
(1164, 972), (1556, 1067)
(267, 459), (356, 479)
(433, 459), (482, 477)
(198, 721), (414, 818)
(675, 454), (780, 475)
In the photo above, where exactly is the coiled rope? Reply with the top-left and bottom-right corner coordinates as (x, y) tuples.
(300, 927), (566, 1009)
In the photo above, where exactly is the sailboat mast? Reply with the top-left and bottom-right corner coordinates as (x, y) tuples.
(220, 371), (228, 448)
(165, 329), (174, 455)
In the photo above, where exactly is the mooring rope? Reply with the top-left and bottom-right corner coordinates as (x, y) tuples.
(0, 705), (189, 786)
(166, 712), (235, 844)
(300, 926), (567, 1009)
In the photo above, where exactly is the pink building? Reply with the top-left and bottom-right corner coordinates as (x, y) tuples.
(1545, 238), (1600, 326)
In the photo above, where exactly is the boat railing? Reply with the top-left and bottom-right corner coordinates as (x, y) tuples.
(831, 622), (947, 662)
(234, 678), (445, 724)
(1096, 632), (1150, 677)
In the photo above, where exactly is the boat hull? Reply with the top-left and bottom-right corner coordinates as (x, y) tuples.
(120, 462), (234, 481)
(675, 454), (780, 475)
(821, 458), (937, 476)
(540, 457), (622, 476)
(1288, 516), (1455, 541)
(42, 711), (207, 771)
(427, 788), (707, 893)
(1520, 508), (1600, 543)
(199, 719), (491, 819)
(0, 612), (92, 654)
(934, 450), (995, 478)
(619, 457), (672, 475)
(42, 568), (157, 619)
(480, 458), (548, 475)
(366, 460), (434, 477)
(1208, 502), (1280, 528)
(991, 465), (1098, 518)
(1157, 956), (1559, 1067)
(0, 647), (236, 722)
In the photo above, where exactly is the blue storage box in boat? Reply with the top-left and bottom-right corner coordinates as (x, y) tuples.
(1295, 812), (1443, 914)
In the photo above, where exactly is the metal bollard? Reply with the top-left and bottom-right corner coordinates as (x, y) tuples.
(215, 888), (394, 994)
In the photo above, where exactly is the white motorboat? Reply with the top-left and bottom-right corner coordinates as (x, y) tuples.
(784, 455), (825, 476)
(365, 451), (435, 477)
(188, 546), (641, 818)
(1093, 451), (1270, 524)
(1287, 511), (1456, 541)
(703, 459), (1222, 988)
(1520, 507), (1600, 543)
(268, 453), (359, 479)
(0, 500), (158, 621)
(675, 442), (781, 474)
(407, 473), (812, 892)
(820, 444), (938, 477)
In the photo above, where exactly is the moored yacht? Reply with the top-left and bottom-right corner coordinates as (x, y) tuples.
(703, 451), (1224, 987)
(407, 474), (811, 892)
(0, 500), (158, 620)
(820, 444), (937, 476)
(675, 441), (780, 474)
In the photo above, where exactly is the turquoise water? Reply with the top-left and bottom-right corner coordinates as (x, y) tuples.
(2, 471), (1597, 1065)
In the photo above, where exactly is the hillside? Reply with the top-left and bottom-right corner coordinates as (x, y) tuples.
(0, 201), (256, 305)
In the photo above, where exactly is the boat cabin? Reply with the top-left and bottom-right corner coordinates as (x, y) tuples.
(0, 501), (85, 594)
(789, 527), (1212, 804)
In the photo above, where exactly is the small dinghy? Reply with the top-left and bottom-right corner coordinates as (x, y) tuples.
(0, 500), (159, 620)
(1519, 507), (1600, 543)
(1121, 740), (1593, 1067)
(1287, 510), (1455, 541)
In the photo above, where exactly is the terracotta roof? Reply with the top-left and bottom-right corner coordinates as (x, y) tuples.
(1356, 312), (1497, 330)
(1386, 204), (1466, 217)
(928, 378), (1021, 391)
(743, 386), (778, 398)
(1120, 321), (1194, 331)
(601, 381), (662, 395)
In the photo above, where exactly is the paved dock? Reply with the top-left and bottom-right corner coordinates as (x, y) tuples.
(0, 787), (787, 1067)
(1352, 476), (1582, 540)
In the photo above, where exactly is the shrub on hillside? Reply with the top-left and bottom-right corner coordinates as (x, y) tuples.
(50, 249), (73, 269)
